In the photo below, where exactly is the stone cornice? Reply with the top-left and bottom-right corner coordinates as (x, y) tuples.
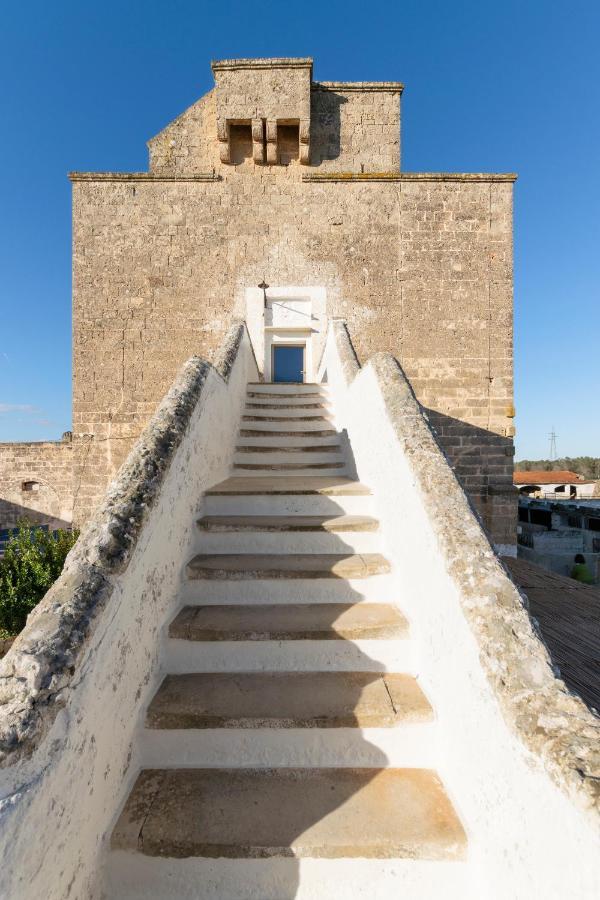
(312, 81), (404, 94)
(303, 172), (518, 183)
(211, 57), (312, 72)
(68, 172), (221, 183)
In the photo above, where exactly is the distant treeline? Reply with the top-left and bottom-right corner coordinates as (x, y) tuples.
(515, 457), (600, 479)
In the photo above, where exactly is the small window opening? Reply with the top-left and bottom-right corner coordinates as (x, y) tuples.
(530, 508), (552, 529)
(277, 120), (299, 166)
(229, 121), (253, 165)
(22, 480), (40, 493)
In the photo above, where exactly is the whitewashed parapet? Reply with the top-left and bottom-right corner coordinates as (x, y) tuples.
(0, 321), (242, 764)
(0, 320), (256, 899)
(325, 319), (600, 819)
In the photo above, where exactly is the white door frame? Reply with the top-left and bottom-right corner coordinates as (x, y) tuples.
(244, 285), (327, 382)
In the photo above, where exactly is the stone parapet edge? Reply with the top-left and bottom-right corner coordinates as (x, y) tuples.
(0, 440), (69, 448)
(68, 172), (221, 182)
(312, 81), (404, 93)
(330, 320), (600, 819)
(211, 57), (313, 71)
(0, 322), (246, 766)
(303, 172), (518, 182)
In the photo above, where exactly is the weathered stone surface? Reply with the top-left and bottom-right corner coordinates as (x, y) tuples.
(186, 553), (390, 580)
(206, 476), (371, 495)
(112, 767), (467, 860)
(146, 672), (432, 728)
(197, 514), (378, 532)
(169, 603), (408, 641)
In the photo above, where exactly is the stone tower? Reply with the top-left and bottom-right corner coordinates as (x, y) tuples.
(2, 57), (517, 549)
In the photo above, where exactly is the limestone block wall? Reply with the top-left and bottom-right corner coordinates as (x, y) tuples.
(148, 83), (401, 176)
(311, 84), (401, 172)
(149, 91), (220, 175)
(0, 437), (73, 530)
(71, 170), (516, 543)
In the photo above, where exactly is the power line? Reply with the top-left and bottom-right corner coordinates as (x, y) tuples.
(549, 426), (557, 461)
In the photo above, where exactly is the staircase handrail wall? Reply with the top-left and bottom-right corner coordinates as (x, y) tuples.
(0, 320), (258, 899)
(319, 318), (600, 896)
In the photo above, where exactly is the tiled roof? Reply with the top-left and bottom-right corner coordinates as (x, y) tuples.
(513, 470), (582, 485)
(503, 556), (600, 713)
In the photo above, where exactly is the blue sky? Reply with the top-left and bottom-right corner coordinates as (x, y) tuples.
(0, 0), (598, 459)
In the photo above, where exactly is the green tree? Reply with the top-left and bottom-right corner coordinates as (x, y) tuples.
(0, 522), (79, 636)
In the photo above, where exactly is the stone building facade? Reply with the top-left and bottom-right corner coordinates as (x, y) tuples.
(0, 436), (73, 532)
(2, 57), (517, 547)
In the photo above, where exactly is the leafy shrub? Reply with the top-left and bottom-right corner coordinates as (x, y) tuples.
(0, 522), (79, 635)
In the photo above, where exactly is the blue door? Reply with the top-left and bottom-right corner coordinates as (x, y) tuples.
(273, 345), (304, 383)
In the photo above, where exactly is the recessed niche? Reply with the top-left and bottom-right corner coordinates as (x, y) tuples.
(229, 121), (253, 165)
(277, 121), (300, 165)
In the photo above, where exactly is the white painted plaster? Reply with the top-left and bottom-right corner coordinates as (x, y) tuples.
(165, 637), (414, 674)
(0, 331), (258, 900)
(140, 723), (437, 770)
(194, 529), (379, 554)
(320, 324), (600, 899)
(245, 285), (327, 381)
(180, 572), (393, 605)
(108, 854), (469, 900)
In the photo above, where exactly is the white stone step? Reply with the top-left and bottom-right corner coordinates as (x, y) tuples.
(243, 408), (333, 421)
(197, 515), (379, 532)
(245, 397), (332, 408)
(195, 530), (379, 554)
(233, 451), (345, 466)
(194, 514), (380, 553)
(111, 769), (466, 882)
(205, 476), (369, 495)
(232, 466), (348, 477)
(186, 553), (390, 580)
(108, 854), (470, 900)
(165, 637), (413, 673)
(146, 671), (431, 728)
(237, 435), (342, 448)
(240, 422), (336, 434)
(202, 493), (374, 516)
(202, 477), (373, 516)
(246, 382), (329, 395)
(141, 722), (437, 769)
(180, 573), (394, 605)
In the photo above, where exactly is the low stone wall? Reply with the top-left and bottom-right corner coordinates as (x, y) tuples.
(0, 322), (258, 900)
(320, 320), (600, 898)
(0, 436), (73, 530)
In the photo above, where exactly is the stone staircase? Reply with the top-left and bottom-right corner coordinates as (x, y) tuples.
(108, 383), (467, 898)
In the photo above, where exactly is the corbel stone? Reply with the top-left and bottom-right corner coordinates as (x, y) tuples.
(299, 118), (310, 165)
(252, 118), (264, 163)
(217, 119), (231, 164)
(265, 119), (277, 165)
